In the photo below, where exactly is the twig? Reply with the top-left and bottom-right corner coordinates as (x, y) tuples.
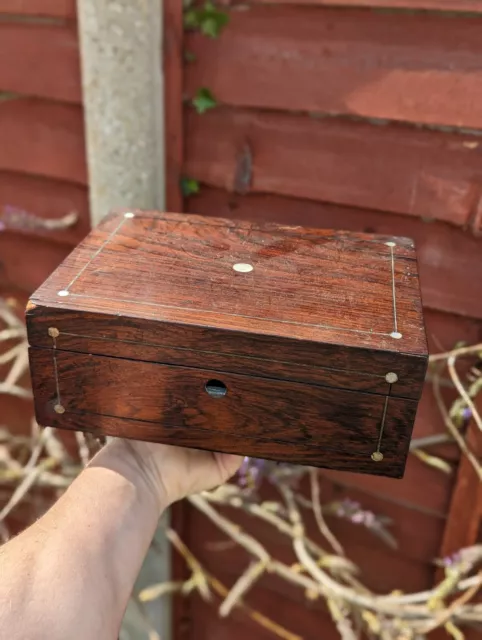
(310, 468), (345, 556)
(410, 434), (453, 450)
(421, 570), (482, 634)
(75, 431), (90, 467)
(219, 559), (268, 617)
(189, 494), (270, 562)
(171, 533), (301, 640)
(430, 344), (482, 363)
(432, 372), (482, 481)
(447, 356), (482, 433)
(166, 528), (211, 602)
(0, 383), (32, 399)
(4, 349), (28, 387)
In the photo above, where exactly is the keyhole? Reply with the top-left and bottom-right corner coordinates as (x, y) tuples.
(205, 379), (227, 398)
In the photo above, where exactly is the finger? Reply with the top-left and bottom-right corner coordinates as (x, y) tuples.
(214, 453), (244, 482)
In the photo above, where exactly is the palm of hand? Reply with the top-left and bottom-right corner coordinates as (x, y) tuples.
(126, 440), (243, 505)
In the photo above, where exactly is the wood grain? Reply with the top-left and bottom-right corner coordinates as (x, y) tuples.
(0, 98), (86, 184)
(26, 211), (426, 476)
(26, 307), (426, 399)
(186, 7), (482, 130)
(185, 107), (482, 228)
(0, 172), (89, 245)
(188, 188), (482, 319)
(27, 211), (428, 382)
(0, 0), (75, 17)
(29, 348), (418, 477)
(0, 22), (80, 103)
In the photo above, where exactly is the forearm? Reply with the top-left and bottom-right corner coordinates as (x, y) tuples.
(0, 439), (166, 640)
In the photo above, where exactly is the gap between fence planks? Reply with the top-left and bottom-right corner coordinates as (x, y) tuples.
(243, 0), (482, 11)
(186, 6), (482, 130)
(0, 98), (86, 185)
(185, 107), (482, 230)
(0, 0), (75, 18)
(0, 22), (81, 103)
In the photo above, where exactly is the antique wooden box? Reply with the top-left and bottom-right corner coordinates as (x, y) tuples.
(26, 211), (428, 478)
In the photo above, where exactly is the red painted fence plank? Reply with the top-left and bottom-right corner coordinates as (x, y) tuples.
(188, 186), (482, 318)
(0, 0), (75, 18)
(0, 98), (86, 184)
(0, 172), (90, 245)
(0, 23), (81, 103)
(186, 7), (482, 130)
(251, 0), (482, 11)
(185, 107), (482, 230)
(0, 233), (71, 294)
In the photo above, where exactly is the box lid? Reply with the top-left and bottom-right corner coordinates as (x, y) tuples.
(26, 211), (428, 400)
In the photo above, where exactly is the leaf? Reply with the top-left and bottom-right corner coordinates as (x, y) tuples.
(192, 88), (217, 114)
(181, 177), (200, 197)
(200, 11), (229, 38)
(183, 9), (200, 29)
(183, 1), (229, 38)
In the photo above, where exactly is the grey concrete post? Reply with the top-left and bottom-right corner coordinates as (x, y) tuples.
(76, 2), (171, 638)
(77, 0), (165, 224)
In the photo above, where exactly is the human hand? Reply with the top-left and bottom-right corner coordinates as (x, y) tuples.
(101, 439), (243, 509)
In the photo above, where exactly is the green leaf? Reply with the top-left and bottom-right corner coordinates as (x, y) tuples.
(183, 8), (200, 28)
(183, 1), (229, 38)
(200, 11), (229, 38)
(192, 88), (217, 114)
(181, 177), (200, 197)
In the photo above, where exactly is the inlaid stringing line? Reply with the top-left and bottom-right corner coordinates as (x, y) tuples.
(57, 228), (400, 338)
(61, 331), (388, 380)
(389, 245), (398, 334)
(376, 395), (389, 453)
(52, 336), (61, 406)
(63, 293), (394, 337)
(64, 217), (127, 292)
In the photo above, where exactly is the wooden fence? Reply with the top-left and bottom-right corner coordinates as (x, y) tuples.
(170, 1), (482, 638)
(1, 1), (482, 638)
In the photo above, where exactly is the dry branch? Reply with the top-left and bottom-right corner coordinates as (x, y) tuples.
(2, 295), (482, 639)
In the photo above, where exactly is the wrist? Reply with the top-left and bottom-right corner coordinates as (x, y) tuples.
(88, 439), (170, 514)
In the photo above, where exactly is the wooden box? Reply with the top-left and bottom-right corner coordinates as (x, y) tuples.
(26, 211), (428, 478)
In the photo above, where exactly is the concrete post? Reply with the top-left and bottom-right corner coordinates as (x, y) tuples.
(76, 3), (171, 638)
(77, 0), (165, 224)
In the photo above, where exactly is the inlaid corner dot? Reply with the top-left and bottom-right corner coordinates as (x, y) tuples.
(48, 327), (60, 338)
(233, 263), (253, 273)
(124, 212), (135, 218)
(385, 241), (396, 247)
(390, 331), (403, 340)
(57, 290), (69, 297)
(371, 452), (384, 462)
(54, 404), (65, 415)
(385, 372), (398, 384)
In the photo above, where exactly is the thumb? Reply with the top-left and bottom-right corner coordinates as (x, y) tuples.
(214, 452), (244, 484)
